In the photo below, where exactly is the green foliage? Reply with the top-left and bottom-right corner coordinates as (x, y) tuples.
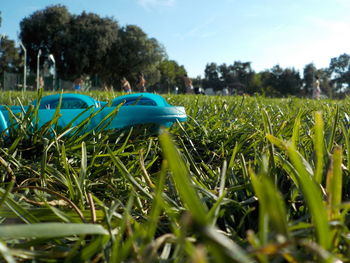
(157, 59), (187, 93)
(19, 5), (71, 74)
(109, 25), (166, 87)
(0, 37), (22, 73)
(260, 65), (302, 96)
(62, 11), (119, 80)
(203, 62), (222, 91)
(203, 61), (303, 96)
(329, 53), (350, 93)
(18, 5), (166, 87)
(303, 63), (317, 95)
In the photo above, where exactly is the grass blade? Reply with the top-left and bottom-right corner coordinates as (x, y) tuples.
(291, 110), (302, 147)
(327, 105), (339, 153)
(0, 241), (16, 263)
(249, 169), (289, 238)
(314, 111), (325, 185)
(286, 143), (330, 250)
(0, 223), (108, 239)
(326, 146), (343, 220)
(267, 134), (330, 250)
(159, 131), (207, 225)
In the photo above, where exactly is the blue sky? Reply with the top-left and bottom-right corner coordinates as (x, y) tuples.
(1, 0), (350, 77)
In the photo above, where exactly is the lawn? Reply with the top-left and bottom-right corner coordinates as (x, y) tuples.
(0, 90), (349, 262)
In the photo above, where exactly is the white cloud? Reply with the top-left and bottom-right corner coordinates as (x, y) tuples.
(137, 0), (176, 10)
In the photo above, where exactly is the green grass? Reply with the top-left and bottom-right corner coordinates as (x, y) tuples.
(0, 90), (350, 262)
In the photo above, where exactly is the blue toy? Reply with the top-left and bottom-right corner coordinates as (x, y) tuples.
(0, 93), (187, 134)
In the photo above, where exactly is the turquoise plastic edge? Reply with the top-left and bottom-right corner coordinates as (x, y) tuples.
(0, 93), (187, 134)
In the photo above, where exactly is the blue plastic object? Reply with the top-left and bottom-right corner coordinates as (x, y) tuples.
(0, 93), (187, 134)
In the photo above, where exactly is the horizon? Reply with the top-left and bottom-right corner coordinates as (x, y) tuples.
(1, 0), (350, 77)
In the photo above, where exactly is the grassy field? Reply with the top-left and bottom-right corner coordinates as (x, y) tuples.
(0, 90), (350, 262)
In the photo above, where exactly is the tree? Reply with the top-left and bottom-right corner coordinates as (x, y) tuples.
(109, 25), (166, 88)
(0, 36), (22, 73)
(63, 12), (119, 81)
(328, 53), (350, 93)
(229, 61), (254, 94)
(203, 63), (222, 91)
(157, 59), (186, 93)
(20, 5), (119, 82)
(260, 65), (301, 97)
(260, 69), (280, 97)
(316, 68), (332, 98)
(19, 5), (71, 76)
(0, 36), (22, 90)
(19, 5), (173, 89)
(278, 68), (302, 95)
(218, 63), (235, 91)
(248, 73), (262, 95)
(303, 63), (317, 96)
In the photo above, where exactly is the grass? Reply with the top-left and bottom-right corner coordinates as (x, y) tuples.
(0, 90), (350, 262)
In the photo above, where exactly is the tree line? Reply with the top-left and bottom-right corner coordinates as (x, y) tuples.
(0, 5), (187, 92)
(1, 5), (350, 97)
(200, 56), (350, 98)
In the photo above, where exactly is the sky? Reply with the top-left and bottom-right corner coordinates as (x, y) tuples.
(1, 0), (350, 77)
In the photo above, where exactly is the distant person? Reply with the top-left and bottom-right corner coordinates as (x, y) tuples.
(184, 74), (193, 94)
(73, 77), (83, 92)
(137, 73), (146, 92)
(194, 86), (205, 95)
(312, 76), (321, 99)
(121, 77), (132, 93)
(223, 87), (229, 96)
(39, 76), (44, 90)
